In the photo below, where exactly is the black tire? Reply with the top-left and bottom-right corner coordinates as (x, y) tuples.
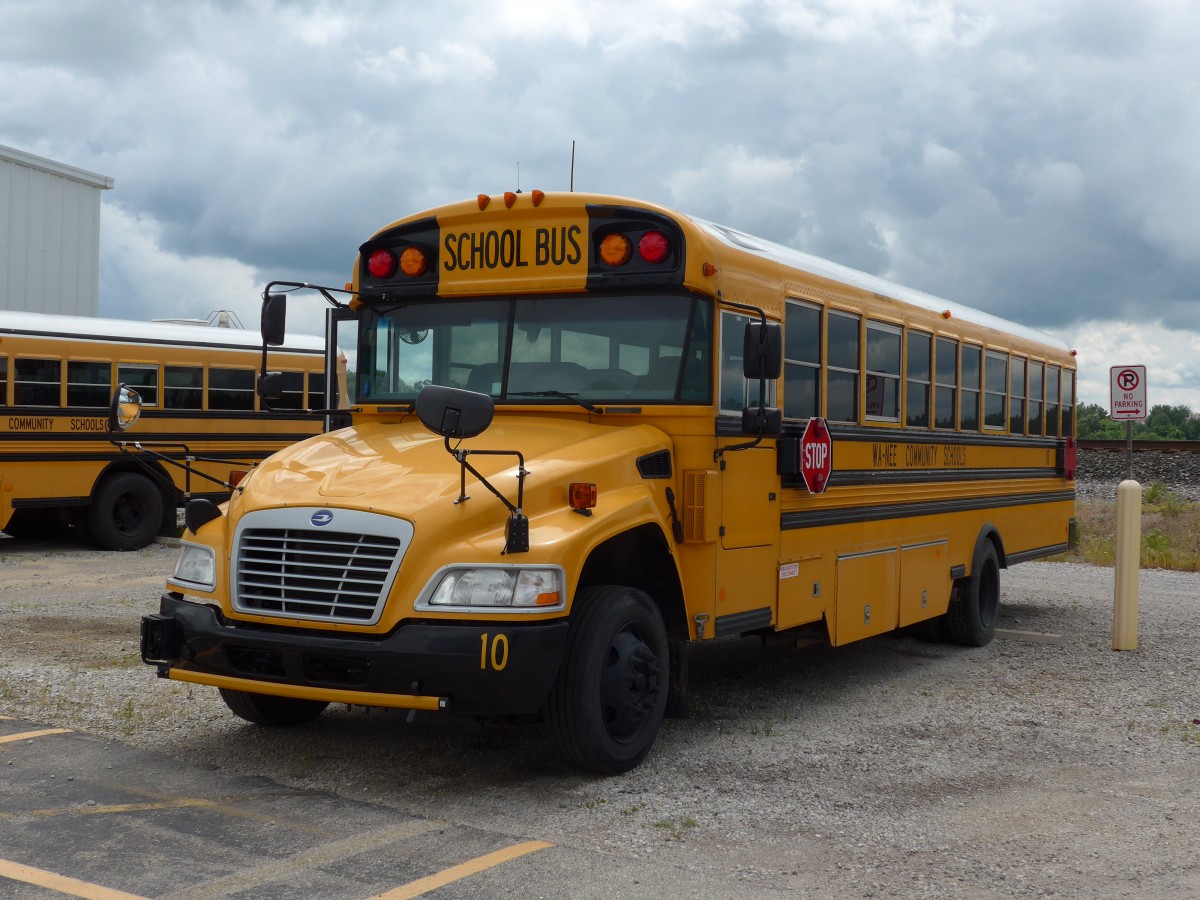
(546, 585), (669, 775)
(88, 472), (164, 551)
(218, 688), (329, 726)
(947, 541), (1001, 647)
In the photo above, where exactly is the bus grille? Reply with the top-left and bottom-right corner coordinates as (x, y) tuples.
(234, 528), (402, 624)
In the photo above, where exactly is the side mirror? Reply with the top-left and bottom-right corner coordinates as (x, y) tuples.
(257, 371), (284, 401)
(108, 385), (143, 432)
(743, 321), (783, 380)
(414, 385), (494, 439)
(261, 293), (286, 347)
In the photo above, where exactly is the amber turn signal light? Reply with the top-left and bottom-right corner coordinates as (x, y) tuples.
(568, 482), (597, 509)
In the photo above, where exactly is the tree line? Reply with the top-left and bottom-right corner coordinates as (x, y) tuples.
(1077, 403), (1200, 440)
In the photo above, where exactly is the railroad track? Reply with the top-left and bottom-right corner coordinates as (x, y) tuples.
(1077, 439), (1200, 452)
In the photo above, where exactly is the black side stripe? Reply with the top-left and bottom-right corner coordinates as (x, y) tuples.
(1006, 544), (1070, 565)
(0, 432), (315, 445)
(825, 467), (1058, 488)
(782, 490), (1075, 530)
(715, 607), (773, 637)
(0, 450), (277, 464)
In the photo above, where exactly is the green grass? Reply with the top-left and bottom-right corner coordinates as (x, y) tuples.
(1074, 483), (1200, 571)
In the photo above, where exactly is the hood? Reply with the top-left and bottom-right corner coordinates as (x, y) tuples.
(232, 416), (672, 525)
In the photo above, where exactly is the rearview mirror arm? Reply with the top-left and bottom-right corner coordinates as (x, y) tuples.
(445, 441), (530, 555)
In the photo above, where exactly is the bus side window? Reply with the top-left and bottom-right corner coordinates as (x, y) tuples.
(1009, 357), (1027, 434)
(865, 321), (901, 421)
(165, 365), (203, 410)
(960, 344), (981, 431)
(784, 300), (820, 419)
(906, 331), (931, 428)
(272, 371), (305, 410)
(67, 361), (113, 408)
(0, 356), (8, 406)
(1028, 362), (1044, 435)
(719, 311), (749, 413)
(826, 312), (859, 422)
(984, 351), (1007, 430)
(15, 358), (60, 406)
(118, 364), (159, 408)
(309, 372), (326, 409)
(933, 338), (957, 429)
(209, 368), (256, 411)
(1062, 370), (1075, 437)
(1046, 365), (1061, 437)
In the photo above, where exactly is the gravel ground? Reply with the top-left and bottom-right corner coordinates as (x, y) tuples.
(1, 532), (1198, 898)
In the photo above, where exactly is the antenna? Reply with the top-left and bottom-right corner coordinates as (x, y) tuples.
(516, 161), (521, 193)
(570, 140), (575, 192)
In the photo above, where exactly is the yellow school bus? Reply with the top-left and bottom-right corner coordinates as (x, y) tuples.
(0, 310), (328, 549)
(139, 191), (1076, 774)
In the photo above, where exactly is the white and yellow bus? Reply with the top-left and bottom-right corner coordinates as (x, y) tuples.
(138, 191), (1076, 773)
(0, 310), (329, 550)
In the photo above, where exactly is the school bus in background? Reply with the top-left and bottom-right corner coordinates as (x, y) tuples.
(137, 191), (1076, 774)
(0, 310), (329, 550)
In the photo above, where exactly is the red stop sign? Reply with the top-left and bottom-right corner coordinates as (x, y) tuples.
(800, 416), (833, 494)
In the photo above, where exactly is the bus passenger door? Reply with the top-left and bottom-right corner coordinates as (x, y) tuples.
(713, 445), (781, 636)
(326, 306), (358, 431)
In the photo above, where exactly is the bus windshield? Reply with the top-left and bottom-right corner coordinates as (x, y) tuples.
(357, 292), (712, 404)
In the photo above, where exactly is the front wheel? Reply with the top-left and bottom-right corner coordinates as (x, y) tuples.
(219, 688), (329, 726)
(545, 585), (669, 775)
(947, 541), (1001, 646)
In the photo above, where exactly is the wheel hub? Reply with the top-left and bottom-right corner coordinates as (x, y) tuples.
(600, 628), (661, 740)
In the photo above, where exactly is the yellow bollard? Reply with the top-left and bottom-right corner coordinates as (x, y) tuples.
(1112, 479), (1141, 650)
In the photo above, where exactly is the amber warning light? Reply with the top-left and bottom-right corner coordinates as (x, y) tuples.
(598, 229), (673, 268)
(568, 482), (597, 510)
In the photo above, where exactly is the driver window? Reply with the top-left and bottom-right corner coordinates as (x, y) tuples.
(719, 310), (776, 415)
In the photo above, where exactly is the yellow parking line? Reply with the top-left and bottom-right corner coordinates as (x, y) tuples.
(0, 858), (151, 900)
(371, 840), (554, 899)
(39, 798), (220, 816)
(0, 728), (72, 744)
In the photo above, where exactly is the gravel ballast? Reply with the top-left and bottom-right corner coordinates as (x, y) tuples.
(2, 530), (1198, 897)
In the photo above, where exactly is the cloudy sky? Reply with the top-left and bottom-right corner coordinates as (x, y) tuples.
(2, 0), (1198, 410)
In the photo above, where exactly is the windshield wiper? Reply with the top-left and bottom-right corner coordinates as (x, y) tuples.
(507, 391), (604, 414)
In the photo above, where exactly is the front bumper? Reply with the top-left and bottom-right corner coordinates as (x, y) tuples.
(141, 592), (569, 716)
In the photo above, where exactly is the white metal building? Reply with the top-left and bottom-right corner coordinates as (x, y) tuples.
(0, 144), (115, 316)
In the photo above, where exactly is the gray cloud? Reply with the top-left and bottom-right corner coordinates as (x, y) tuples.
(2, 0), (1198, 406)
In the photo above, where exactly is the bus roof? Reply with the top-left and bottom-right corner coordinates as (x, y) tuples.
(690, 216), (1070, 353)
(0, 309), (324, 353)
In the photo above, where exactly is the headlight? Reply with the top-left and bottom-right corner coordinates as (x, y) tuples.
(169, 542), (216, 591)
(420, 566), (564, 611)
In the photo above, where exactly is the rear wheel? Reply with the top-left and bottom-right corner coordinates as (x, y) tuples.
(546, 585), (669, 775)
(947, 541), (1001, 646)
(219, 688), (329, 726)
(88, 472), (164, 551)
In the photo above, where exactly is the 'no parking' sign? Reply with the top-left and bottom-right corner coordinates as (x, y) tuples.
(1109, 365), (1147, 421)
